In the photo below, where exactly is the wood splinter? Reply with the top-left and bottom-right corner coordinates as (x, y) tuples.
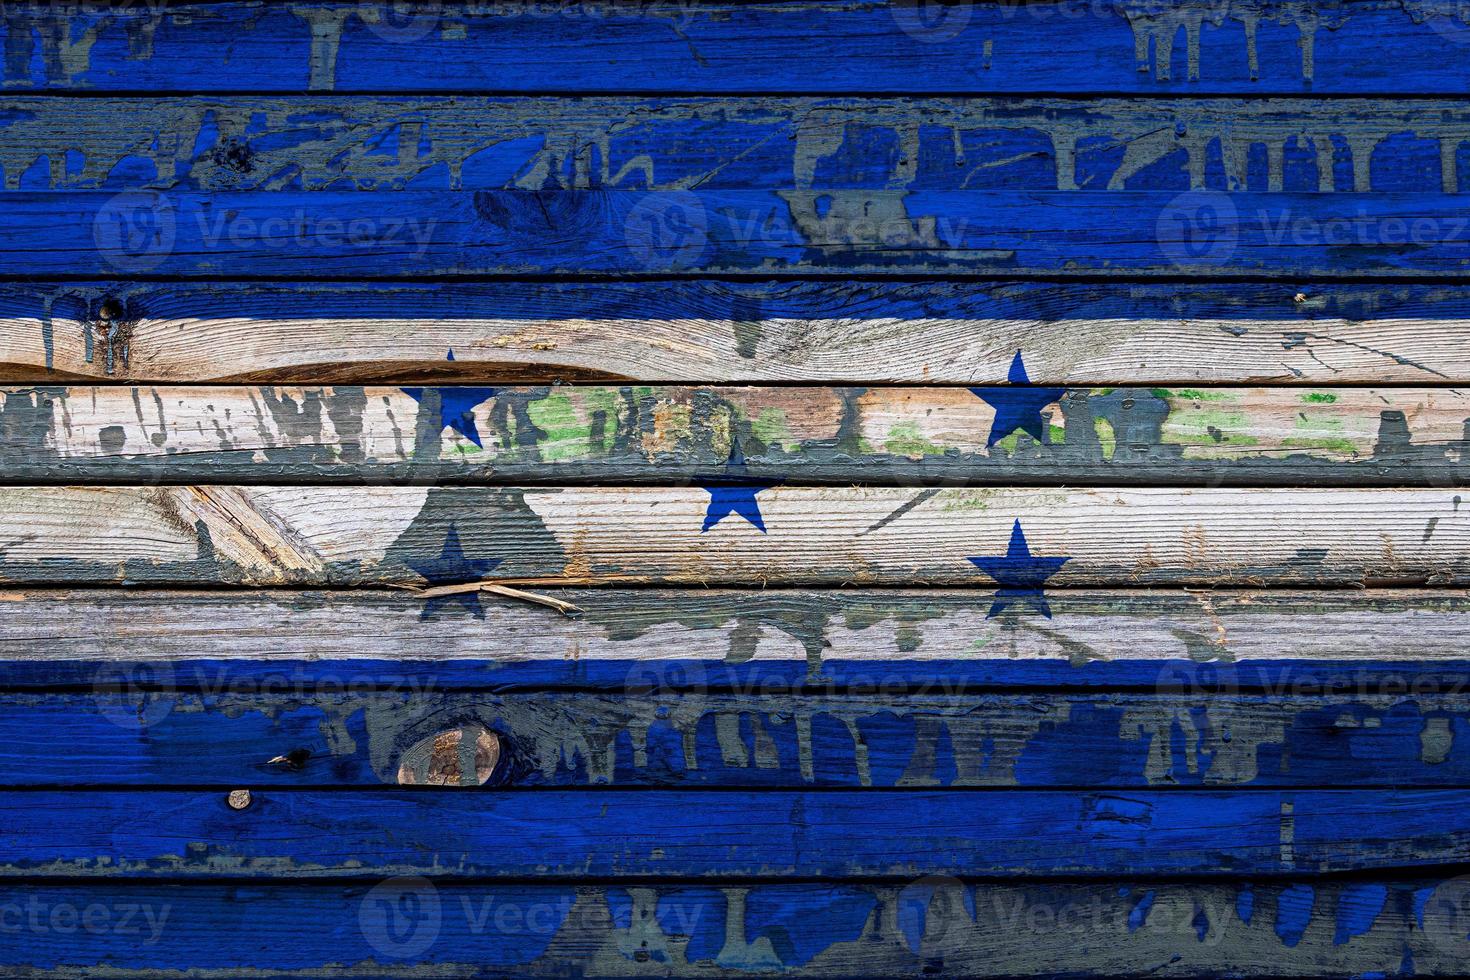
(398, 580), (583, 617)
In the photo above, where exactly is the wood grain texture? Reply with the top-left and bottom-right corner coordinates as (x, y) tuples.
(3, 878), (1466, 977)
(1, 383), (1465, 486)
(0, 485), (1465, 587)
(5, 96), (1469, 195)
(4, 788), (1469, 878)
(5, 280), (1466, 385)
(20, 188), (1470, 277)
(12, 690), (1470, 789)
(3, 1), (1469, 96)
(4, 588), (1467, 691)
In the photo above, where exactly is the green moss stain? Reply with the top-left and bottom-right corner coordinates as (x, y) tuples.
(751, 408), (795, 452)
(992, 431), (1020, 454)
(528, 393), (591, 462)
(1287, 411), (1356, 457)
(1094, 417), (1116, 460)
(1283, 436), (1359, 454)
(885, 422), (943, 457)
(1162, 409), (1259, 452)
(1174, 389), (1231, 402)
(1302, 392), (1338, 404)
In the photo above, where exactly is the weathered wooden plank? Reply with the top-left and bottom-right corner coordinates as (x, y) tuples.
(11, 690), (1470, 789)
(20, 188), (1470, 277)
(0, 878), (1464, 977)
(3, 588), (1466, 692)
(5, 96), (1470, 195)
(4, 280), (1466, 385)
(3, 1), (1468, 96)
(4, 877), (1467, 977)
(1, 383), (1466, 486)
(4, 788), (1467, 877)
(0, 485), (1464, 587)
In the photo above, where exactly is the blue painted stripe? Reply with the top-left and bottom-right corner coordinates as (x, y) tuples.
(1, 691), (1469, 789)
(0, 879), (1449, 976)
(9, 656), (1470, 693)
(22, 189), (1470, 277)
(4, 789), (1468, 877)
(1, 278), (1457, 330)
(3, 2), (1469, 96)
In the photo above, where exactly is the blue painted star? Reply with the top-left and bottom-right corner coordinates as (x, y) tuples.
(968, 520), (1071, 619)
(699, 442), (779, 533)
(970, 351), (1066, 448)
(402, 350), (497, 447)
(407, 525), (503, 619)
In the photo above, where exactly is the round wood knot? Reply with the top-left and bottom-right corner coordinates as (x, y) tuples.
(97, 298), (124, 321)
(227, 789), (253, 810)
(396, 725), (500, 787)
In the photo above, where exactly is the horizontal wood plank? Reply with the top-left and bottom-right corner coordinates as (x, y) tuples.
(2, 1), (1467, 96)
(2, 588), (1466, 692)
(18, 188), (1470, 277)
(5, 96), (1470, 195)
(0, 485), (1465, 587)
(0, 878), (1463, 977)
(5, 280), (1466, 385)
(10, 690), (1470, 789)
(4, 788), (1468, 877)
(3, 383), (1468, 487)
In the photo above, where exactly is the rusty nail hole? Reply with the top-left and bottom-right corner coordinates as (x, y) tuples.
(227, 789), (253, 810)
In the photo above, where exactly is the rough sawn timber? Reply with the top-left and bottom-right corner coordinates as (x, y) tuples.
(4, 281), (1466, 385)
(0, 485), (1465, 587)
(2, 588), (1466, 691)
(3, 383), (1469, 487)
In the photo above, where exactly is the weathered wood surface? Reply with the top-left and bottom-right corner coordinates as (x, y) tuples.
(15, 690), (1470, 789)
(7, 96), (1470, 195)
(6, 877), (1469, 978)
(0, 485), (1466, 587)
(5, 788), (1470, 877)
(5, 588), (1467, 691)
(4, 878), (1470, 978)
(6, 280), (1467, 385)
(3, 383), (1467, 487)
(3, 1), (1470, 96)
(25, 188), (1470, 277)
